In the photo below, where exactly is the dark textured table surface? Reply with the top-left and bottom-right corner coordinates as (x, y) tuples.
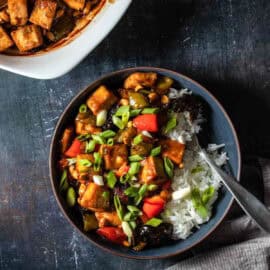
(0, 0), (269, 269)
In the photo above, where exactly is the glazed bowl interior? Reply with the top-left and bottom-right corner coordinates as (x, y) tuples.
(49, 67), (241, 259)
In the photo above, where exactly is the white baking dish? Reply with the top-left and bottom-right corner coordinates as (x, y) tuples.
(0, 0), (132, 79)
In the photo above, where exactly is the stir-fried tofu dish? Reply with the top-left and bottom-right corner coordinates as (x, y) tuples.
(0, 0), (104, 54)
(58, 72), (227, 250)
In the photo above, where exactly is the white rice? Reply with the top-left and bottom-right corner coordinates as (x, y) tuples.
(161, 89), (228, 239)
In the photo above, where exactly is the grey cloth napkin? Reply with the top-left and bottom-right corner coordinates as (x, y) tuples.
(167, 158), (270, 270)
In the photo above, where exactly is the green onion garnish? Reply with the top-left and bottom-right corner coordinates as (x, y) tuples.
(66, 158), (76, 165)
(146, 218), (163, 227)
(114, 195), (123, 220)
(164, 157), (174, 178)
(115, 105), (130, 116)
(106, 171), (117, 189)
(124, 186), (138, 197)
(128, 155), (143, 162)
(107, 138), (114, 146)
(66, 187), (76, 207)
(79, 104), (87, 113)
(93, 152), (102, 171)
(100, 130), (116, 138)
(164, 114), (177, 134)
(96, 110), (107, 127)
(85, 140), (96, 153)
(77, 134), (91, 141)
(79, 159), (92, 167)
(150, 146), (161, 156)
(102, 191), (110, 200)
(141, 107), (159, 114)
(112, 115), (124, 129)
(130, 109), (141, 117)
(128, 162), (141, 175)
(133, 134), (143, 145)
(127, 205), (141, 213)
(121, 111), (130, 126)
(59, 170), (68, 192)
(147, 184), (158, 191)
(92, 134), (105, 144)
(122, 221), (133, 238)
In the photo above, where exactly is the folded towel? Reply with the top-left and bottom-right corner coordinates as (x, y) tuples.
(167, 157), (270, 270)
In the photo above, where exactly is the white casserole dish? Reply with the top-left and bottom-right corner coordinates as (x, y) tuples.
(0, 0), (132, 79)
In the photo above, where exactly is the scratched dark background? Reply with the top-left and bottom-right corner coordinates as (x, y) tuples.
(0, 0), (269, 269)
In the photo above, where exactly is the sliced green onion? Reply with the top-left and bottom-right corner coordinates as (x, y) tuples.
(66, 187), (76, 207)
(141, 107), (159, 114)
(93, 152), (102, 171)
(128, 162), (141, 175)
(96, 110), (107, 127)
(59, 170), (68, 192)
(128, 155), (144, 162)
(92, 134), (105, 144)
(123, 212), (133, 222)
(147, 184), (158, 191)
(115, 105), (130, 116)
(139, 89), (151, 94)
(79, 104), (87, 113)
(164, 114), (177, 134)
(66, 158), (76, 165)
(146, 218), (163, 227)
(100, 130), (116, 138)
(107, 138), (114, 146)
(102, 191), (110, 200)
(150, 146), (161, 156)
(122, 221), (133, 238)
(191, 188), (209, 219)
(124, 186), (138, 197)
(112, 115), (124, 130)
(130, 109), (141, 117)
(106, 171), (117, 189)
(191, 166), (204, 174)
(129, 221), (137, 230)
(114, 195), (123, 220)
(85, 140), (96, 153)
(127, 205), (141, 213)
(164, 157), (174, 178)
(79, 159), (92, 167)
(77, 134), (91, 141)
(202, 186), (215, 205)
(121, 111), (130, 126)
(120, 174), (131, 184)
(138, 183), (148, 196)
(133, 134), (143, 145)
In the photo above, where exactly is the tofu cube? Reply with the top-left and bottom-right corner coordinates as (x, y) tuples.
(11, 24), (43, 52)
(0, 26), (14, 52)
(100, 144), (128, 170)
(63, 0), (85, 11)
(30, 0), (57, 30)
(161, 139), (185, 165)
(87, 85), (118, 115)
(78, 183), (110, 212)
(140, 156), (167, 184)
(8, 0), (28, 26)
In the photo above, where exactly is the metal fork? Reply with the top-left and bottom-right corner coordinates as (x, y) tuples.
(194, 136), (270, 233)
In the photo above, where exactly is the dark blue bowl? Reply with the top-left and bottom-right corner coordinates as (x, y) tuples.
(49, 67), (241, 259)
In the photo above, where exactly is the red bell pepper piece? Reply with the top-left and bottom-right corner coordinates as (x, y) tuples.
(65, 139), (82, 157)
(143, 195), (165, 218)
(97, 227), (126, 244)
(133, 114), (158, 132)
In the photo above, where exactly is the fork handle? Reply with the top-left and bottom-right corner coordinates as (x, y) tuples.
(200, 150), (270, 233)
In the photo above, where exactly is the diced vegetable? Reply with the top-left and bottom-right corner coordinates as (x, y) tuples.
(105, 171), (117, 189)
(156, 76), (174, 95)
(112, 115), (125, 130)
(141, 108), (159, 114)
(96, 110), (107, 126)
(85, 140), (96, 153)
(163, 157), (174, 178)
(146, 218), (163, 227)
(143, 196), (165, 218)
(97, 227), (126, 244)
(131, 142), (152, 157)
(93, 175), (104, 186)
(65, 139), (82, 157)
(59, 170), (68, 192)
(122, 221), (133, 238)
(114, 195), (124, 220)
(100, 130), (116, 138)
(133, 114), (158, 132)
(66, 187), (76, 207)
(93, 152), (102, 171)
(128, 162), (141, 175)
(129, 92), (149, 109)
(128, 155), (144, 162)
(118, 127), (137, 145)
(115, 163), (130, 177)
(164, 114), (177, 134)
(83, 214), (98, 232)
(150, 146), (161, 157)
(95, 211), (121, 227)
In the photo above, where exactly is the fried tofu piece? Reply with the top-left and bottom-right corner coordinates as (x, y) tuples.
(0, 26), (14, 52)
(0, 10), (10, 24)
(78, 183), (110, 212)
(87, 85), (118, 115)
(11, 24), (43, 52)
(161, 139), (185, 165)
(95, 211), (121, 228)
(140, 156), (167, 184)
(8, 0), (28, 26)
(124, 72), (157, 90)
(76, 154), (94, 173)
(75, 112), (101, 135)
(99, 144), (128, 170)
(29, 0), (57, 30)
(63, 0), (85, 10)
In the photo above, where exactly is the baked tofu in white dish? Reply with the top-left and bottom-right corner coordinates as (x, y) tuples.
(0, 0), (132, 79)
